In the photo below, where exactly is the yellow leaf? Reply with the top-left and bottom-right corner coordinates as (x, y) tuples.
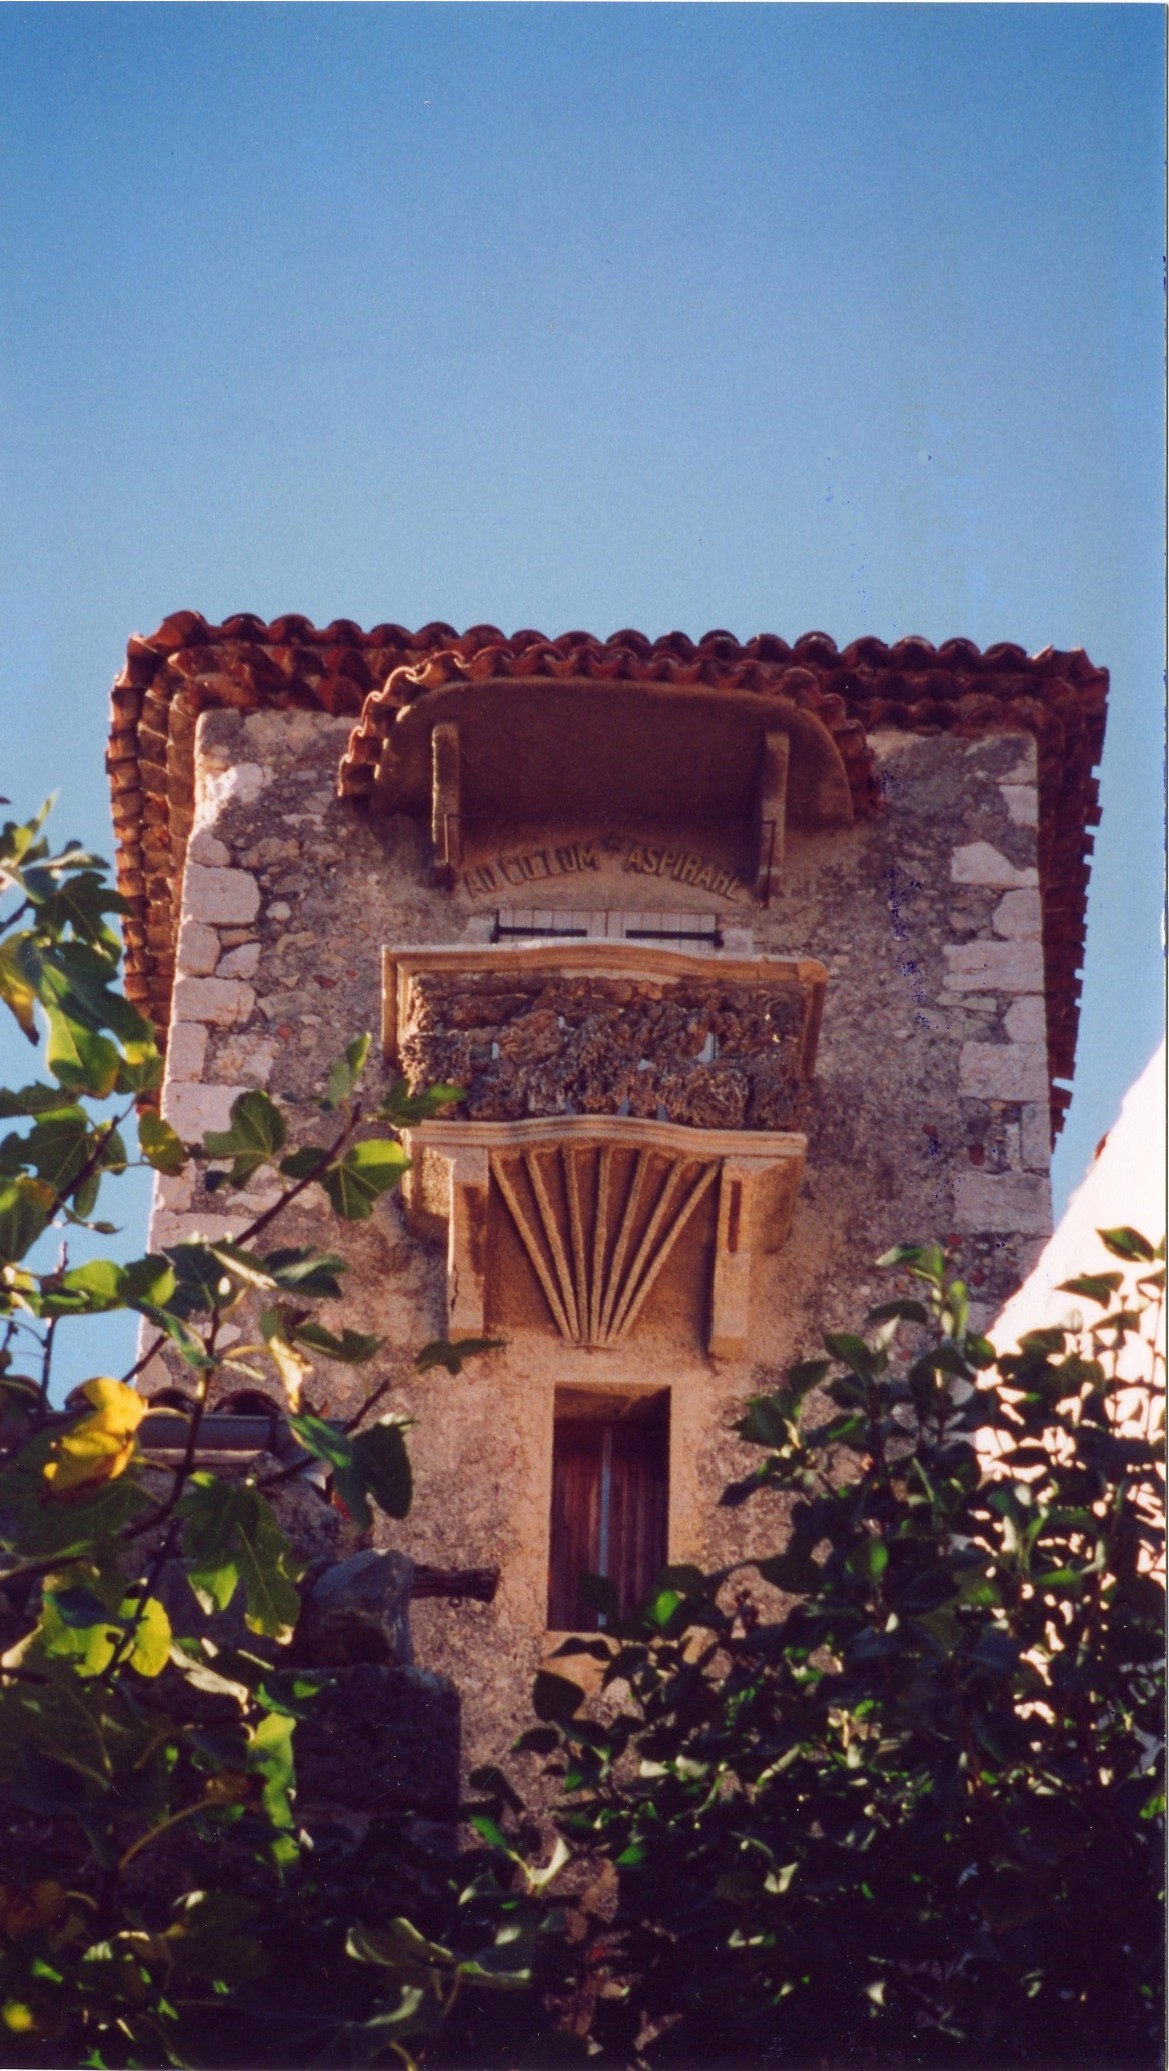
(43, 1380), (144, 1496)
(0, 939), (38, 1042)
(80, 1377), (146, 1435)
(43, 1430), (136, 1496)
(267, 1334), (311, 1413)
(128, 1597), (171, 1678)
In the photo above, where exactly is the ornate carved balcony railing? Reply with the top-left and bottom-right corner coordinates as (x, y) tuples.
(387, 942), (827, 1362)
(384, 940), (827, 1134)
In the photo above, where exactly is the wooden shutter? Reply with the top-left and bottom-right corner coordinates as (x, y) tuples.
(547, 1402), (668, 1630)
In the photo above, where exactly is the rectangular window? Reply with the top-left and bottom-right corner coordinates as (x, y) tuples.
(494, 909), (721, 945)
(547, 1388), (669, 1630)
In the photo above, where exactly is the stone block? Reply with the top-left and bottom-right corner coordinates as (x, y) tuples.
(218, 941), (260, 979)
(959, 1042), (1049, 1101)
(297, 1551), (415, 1668)
(153, 1170), (194, 1216)
(954, 1169), (1052, 1236)
(149, 1210), (253, 1251)
(951, 842), (1038, 890)
(167, 1022), (208, 1083)
(183, 864), (261, 926)
(999, 783), (1038, 828)
(171, 976), (255, 1026)
(216, 1031), (278, 1084)
(992, 888), (1043, 940)
(1020, 1102), (1052, 1172)
(162, 1081), (246, 1139)
(294, 1663), (460, 1820)
(942, 939), (1044, 994)
(187, 828), (231, 867)
(177, 917), (220, 976)
(1004, 995), (1046, 1043)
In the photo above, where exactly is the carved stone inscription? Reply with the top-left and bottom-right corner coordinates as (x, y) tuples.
(460, 837), (749, 903)
(399, 972), (810, 1130)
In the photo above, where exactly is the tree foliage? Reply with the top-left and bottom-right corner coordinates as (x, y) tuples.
(0, 802), (525, 2067)
(492, 1235), (1165, 2068)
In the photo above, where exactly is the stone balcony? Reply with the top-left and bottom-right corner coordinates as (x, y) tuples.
(384, 939), (827, 1134)
(385, 941), (827, 1361)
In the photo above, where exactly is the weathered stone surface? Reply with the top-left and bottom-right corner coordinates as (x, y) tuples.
(187, 827), (231, 867)
(183, 864), (261, 926)
(951, 841), (1039, 889)
(959, 1042), (1048, 1102)
(214, 1031), (278, 1083)
(999, 783), (1038, 828)
(992, 888), (1043, 940)
(171, 975), (255, 1026)
(1004, 995), (1047, 1044)
(294, 1664), (459, 1819)
(297, 1550), (415, 1668)
(150, 1209), (252, 1249)
(942, 939), (1044, 993)
(162, 1081), (246, 1138)
(1020, 1102), (1052, 1172)
(217, 941), (260, 979)
(176, 918), (220, 976)
(166, 1021), (208, 1083)
(954, 1169), (1052, 1235)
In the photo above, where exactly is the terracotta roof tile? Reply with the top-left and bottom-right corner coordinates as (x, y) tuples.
(106, 614), (1107, 1135)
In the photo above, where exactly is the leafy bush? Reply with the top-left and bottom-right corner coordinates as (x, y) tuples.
(490, 1235), (1165, 2069)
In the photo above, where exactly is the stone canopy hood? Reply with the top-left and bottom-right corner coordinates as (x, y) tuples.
(336, 648), (870, 892)
(105, 616), (1107, 1131)
(340, 677), (857, 828)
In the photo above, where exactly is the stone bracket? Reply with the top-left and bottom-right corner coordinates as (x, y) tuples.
(446, 1144), (490, 1336)
(401, 1117), (806, 1362)
(710, 1160), (756, 1360)
(753, 730), (790, 904)
(431, 722), (462, 887)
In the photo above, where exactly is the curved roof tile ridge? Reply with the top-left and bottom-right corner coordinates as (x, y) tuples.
(106, 613), (1107, 1137)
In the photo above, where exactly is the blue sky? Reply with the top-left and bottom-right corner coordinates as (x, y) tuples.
(1, 3), (1163, 1380)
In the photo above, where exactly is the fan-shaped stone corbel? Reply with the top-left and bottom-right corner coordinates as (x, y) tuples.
(401, 1115), (805, 1361)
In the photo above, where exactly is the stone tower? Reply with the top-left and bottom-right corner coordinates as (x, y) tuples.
(107, 618), (1106, 1767)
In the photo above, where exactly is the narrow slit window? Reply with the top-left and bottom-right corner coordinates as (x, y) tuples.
(547, 1389), (669, 1630)
(491, 909), (723, 944)
(494, 919), (589, 939)
(624, 925), (721, 944)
